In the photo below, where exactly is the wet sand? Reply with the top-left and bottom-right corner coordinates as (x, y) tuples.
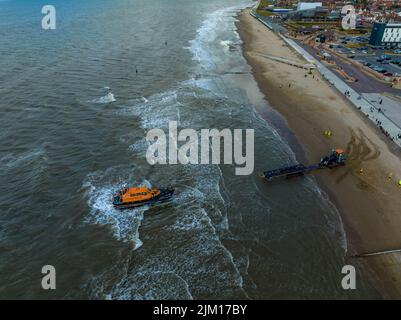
(237, 9), (401, 299)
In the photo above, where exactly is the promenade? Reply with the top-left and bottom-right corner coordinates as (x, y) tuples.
(282, 36), (401, 148)
(250, 10), (401, 148)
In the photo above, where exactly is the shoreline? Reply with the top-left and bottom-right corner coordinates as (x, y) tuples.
(237, 8), (401, 298)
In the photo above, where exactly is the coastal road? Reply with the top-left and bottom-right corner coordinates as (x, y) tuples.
(284, 38), (401, 144)
(249, 12), (401, 144)
(252, 11), (287, 34)
(296, 41), (401, 96)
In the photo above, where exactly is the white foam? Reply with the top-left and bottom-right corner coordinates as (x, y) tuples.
(92, 92), (116, 104)
(83, 174), (149, 249)
(220, 40), (233, 51)
(128, 139), (149, 156)
(0, 147), (48, 170)
(87, 1), (258, 299)
(185, 3), (254, 70)
(123, 89), (181, 129)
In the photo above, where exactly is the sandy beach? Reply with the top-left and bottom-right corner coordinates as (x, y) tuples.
(237, 8), (401, 298)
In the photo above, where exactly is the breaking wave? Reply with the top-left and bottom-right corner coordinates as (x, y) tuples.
(83, 169), (150, 250)
(92, 92), (116, 104)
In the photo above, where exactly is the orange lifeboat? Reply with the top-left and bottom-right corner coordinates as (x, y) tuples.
(112, 186), (174, 209)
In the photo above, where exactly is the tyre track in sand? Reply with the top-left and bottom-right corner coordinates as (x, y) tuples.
(333, 128), (380, 190)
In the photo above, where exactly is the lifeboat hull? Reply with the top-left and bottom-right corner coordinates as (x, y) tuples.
(113, 188), (174, 210)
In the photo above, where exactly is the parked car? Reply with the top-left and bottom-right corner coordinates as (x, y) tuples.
(383, 72), (394, 77)
(364, 62), (372, 66)
(382, 60), (390, 64)
(393, 59), (401, 65)
(394, 49), (401, 54)
(372, 66), (385, 73)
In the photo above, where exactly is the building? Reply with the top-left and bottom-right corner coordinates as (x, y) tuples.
(327, 10), (341, 21)
(370, 22), (401, 46)
(266, 7), (294, 14)
(372, 0), (399, 10)
(297, 2), (323, 11)
(290, 6), (330, 21)
(275, 0), (298, 7)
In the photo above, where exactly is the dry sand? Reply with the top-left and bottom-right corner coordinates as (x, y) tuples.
(237, 9), (401, 298)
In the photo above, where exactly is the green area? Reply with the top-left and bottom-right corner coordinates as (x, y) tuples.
(294, 21), (338, 26)
(257, 0), (292, 11)
(339, 28), (370, 35)
(256, 0), (277, 17)
(285, 21), (338, 33)
(257, 0), (273, 9)
(346, 43), (365, 49)
(256, 10), (277, 17)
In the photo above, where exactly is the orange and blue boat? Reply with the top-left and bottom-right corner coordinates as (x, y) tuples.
(113, 186), (174, 209)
